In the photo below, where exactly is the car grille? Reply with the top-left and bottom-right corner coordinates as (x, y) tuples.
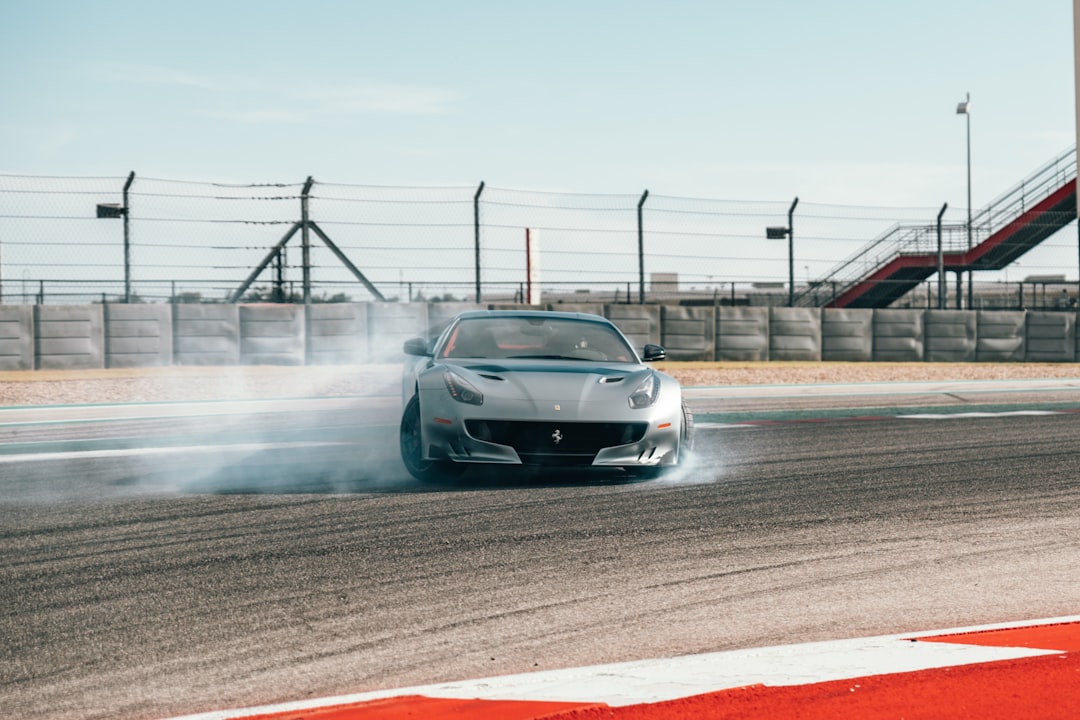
(464, 420), (648, 465)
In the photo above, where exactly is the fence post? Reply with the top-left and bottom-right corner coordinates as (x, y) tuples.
(936, 202), (948, 309)
(637, 189), (649, 304)
(122, 171), (135, 302)
(474, 181), (485, 303)
(300, 176), (314, 305)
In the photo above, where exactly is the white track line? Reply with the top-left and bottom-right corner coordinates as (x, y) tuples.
(0, 441), (349, 463)
(899, 410), (1066, 419)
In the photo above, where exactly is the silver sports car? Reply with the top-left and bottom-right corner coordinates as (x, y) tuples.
(399, 309), (693, 482)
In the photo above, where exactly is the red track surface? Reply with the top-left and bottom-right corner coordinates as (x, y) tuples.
(223, 622), (1080, 720)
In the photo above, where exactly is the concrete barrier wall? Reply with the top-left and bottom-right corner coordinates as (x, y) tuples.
(1025, 311), (1076, 362)
(769, 307), (822, 361)
(873, 309), (924, 362)
(548, 302), (605, 317)
(36, 305), (105, 370)
(307, 303), (367, 365)
(368, 303), (428, 362)
(605, 304), (661, 353)
(487, 303), (534, 312)
(105, 303), (172, 368)
(240, 304), (305, 365)
(173, 304), (240, 366)
(0, 305), (34, 371)
(925, 310), (977, 362)
(2, 303), (1080, 368)
(716, 307), (770, 361)
(426, 303), (484, 339)
(660, 306), (715, 361)
(976, 311), (1025, 362)
(821, 309), (873, 362)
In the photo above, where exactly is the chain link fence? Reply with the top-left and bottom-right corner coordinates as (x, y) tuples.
(0, 172), (1073, 307)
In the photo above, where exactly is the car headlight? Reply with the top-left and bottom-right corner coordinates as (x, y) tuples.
(628, 371), (660, 409)
(444, 369), (483, 405)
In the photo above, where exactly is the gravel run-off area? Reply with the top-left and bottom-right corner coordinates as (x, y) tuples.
(2, 362), (1080, 406)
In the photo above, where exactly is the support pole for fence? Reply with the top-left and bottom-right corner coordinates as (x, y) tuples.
(300, 176), (314, 305)
(274, 247), (285, 302)
(122, 171), (134, 303)
(308, 222), (386, 301)
(637, 189), (649, 304)
(787, 197), (798, 307)
(936, 202), (948, 309)
(228, 222), (303, 303)
(229, 178), (386, 304)
(474, 181), (485, 303)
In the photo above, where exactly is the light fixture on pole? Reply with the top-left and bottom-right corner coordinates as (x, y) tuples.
(766, 196), (799, 307)
(956, 93), (972, 308)
(95, 171), (135, 303)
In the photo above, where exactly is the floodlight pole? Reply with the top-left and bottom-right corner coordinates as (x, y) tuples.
(96, 172), (135, 303)
(765, 196), (799, 306)
(957, 93), (972, 308)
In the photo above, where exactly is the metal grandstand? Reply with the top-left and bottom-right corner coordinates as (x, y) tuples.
(793, 147), (1077, 308)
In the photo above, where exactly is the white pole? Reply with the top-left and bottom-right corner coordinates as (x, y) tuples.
(525, 228), (541, 305)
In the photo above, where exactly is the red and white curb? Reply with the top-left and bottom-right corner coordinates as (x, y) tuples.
(164, 614), (1080, 719)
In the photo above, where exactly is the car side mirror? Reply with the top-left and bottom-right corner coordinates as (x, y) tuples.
(642, 344), (666, 362)
(403, 337), (433, 357)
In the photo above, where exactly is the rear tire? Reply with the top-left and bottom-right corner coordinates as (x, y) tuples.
(399, 395), (465, 483)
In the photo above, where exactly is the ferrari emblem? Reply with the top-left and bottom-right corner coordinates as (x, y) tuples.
(552, 429), (563, 444)
(554, 404), (561, 411)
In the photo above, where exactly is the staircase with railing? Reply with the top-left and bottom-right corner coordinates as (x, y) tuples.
(793, 147), (1077, 308)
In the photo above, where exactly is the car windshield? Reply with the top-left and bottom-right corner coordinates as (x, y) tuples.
(439, 316), (637, 362)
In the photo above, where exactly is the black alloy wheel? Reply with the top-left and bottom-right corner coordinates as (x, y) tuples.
(399, 395), (465, 483)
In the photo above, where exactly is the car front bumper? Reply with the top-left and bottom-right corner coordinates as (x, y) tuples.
(418, 399), (683, 468)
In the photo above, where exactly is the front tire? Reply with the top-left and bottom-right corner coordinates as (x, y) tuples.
(627, 400), (694, 480)
(680, 399), (695, 453)
(399, 395), (465, 483)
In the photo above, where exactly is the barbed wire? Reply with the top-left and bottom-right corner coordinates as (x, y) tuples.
(0, 170), (1075, 306)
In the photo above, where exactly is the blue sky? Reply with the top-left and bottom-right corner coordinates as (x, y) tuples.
(1, 0), (1077, 288)
(2, 0), (1074, 201)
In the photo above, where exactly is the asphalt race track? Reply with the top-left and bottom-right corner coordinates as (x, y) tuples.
(1, 383), (1079, 720)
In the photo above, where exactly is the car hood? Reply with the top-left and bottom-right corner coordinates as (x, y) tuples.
(434, 359), (656, 415)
